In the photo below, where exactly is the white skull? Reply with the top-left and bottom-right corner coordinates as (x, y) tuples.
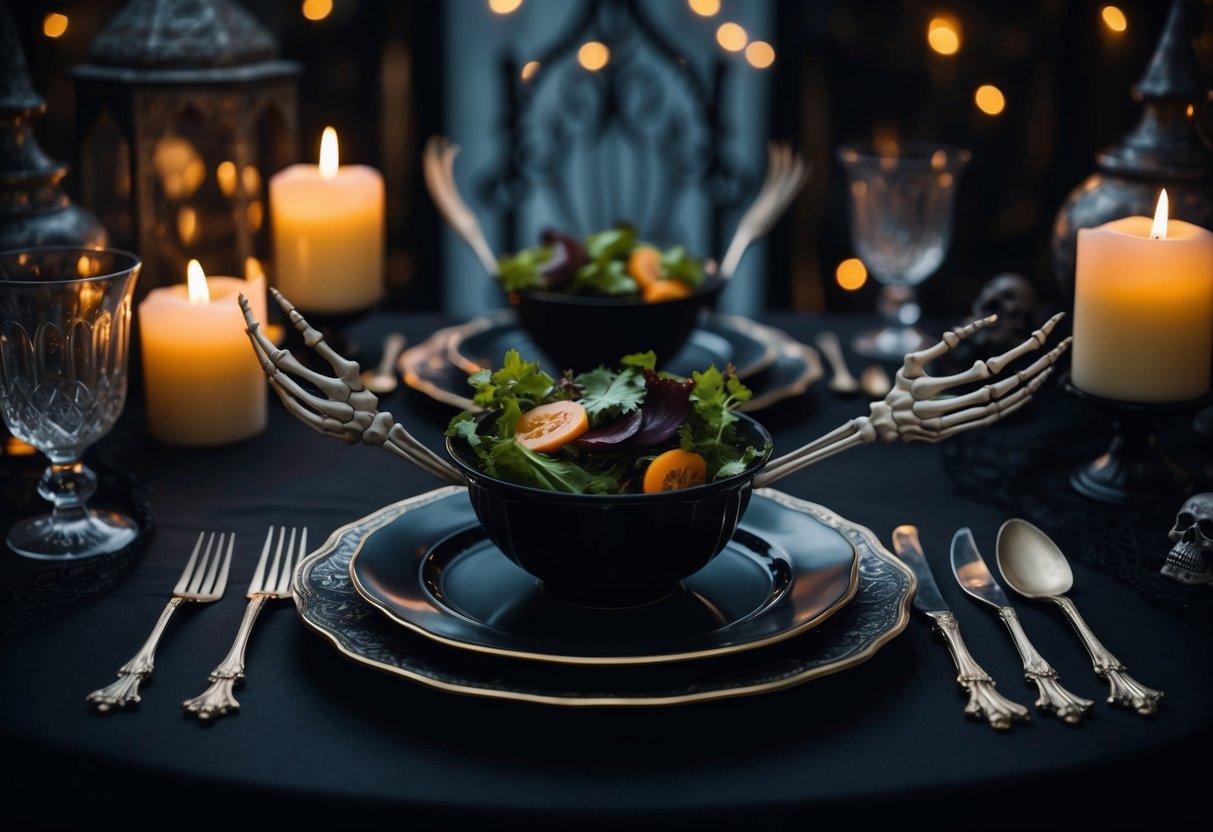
(1162, 493), (1213, 585)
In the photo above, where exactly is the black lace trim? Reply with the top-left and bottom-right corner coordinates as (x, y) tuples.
(941, 384), (1213, 632)
(0, 446), (155, 637)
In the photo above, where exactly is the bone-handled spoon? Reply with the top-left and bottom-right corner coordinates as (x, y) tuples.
(360, 332), (408, 395)
(996, 518), (1164, 715)
(815, 331), (861, 394)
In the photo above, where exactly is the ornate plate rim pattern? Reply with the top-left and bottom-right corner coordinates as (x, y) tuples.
(292, 487), (916, 707)
(345, 497), (860, 666)
(399, 313), (822, 414)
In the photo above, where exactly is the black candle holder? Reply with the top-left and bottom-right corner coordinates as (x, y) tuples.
(1062, 372), (1201, 506)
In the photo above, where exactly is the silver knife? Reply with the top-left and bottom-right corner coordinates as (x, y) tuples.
(891, 525), (1029, 731)
(950, 527), (1094, 724)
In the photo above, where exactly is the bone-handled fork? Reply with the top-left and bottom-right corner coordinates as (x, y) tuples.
(87, 531), (235, 713)
(183, 526), (306, 721)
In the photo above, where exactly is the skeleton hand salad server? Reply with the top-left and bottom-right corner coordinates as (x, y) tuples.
(238, 289), (1070, 490)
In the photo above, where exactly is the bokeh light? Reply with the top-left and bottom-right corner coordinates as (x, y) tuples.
(42, 13), (68, 38)
(927, 18), (961, 56)
(745, 41), (775, 69)
(688, 0), (720, 16)
(489, 0), (524, 14)
(578, 42), (610, 72)
(521, 61), (540, 81)
(1101, 6), (1127, 33)
(836, 258), (868, 291)
(716, 22), (747, 52)
(301, 0), (332, 22)
(975, 84), (1006, 116)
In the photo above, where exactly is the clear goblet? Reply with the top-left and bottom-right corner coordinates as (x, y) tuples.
(0, 247), (141, 560)
(837, 142), (970, 361)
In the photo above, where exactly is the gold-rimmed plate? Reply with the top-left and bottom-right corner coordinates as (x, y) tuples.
(400, 311), (821, 413)
(347, 489), (858, 666)
(293, 487), (915, 707)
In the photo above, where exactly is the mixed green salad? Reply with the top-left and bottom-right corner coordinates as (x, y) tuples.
(496, 224), (707, 302)
(444, 350), (769, 494)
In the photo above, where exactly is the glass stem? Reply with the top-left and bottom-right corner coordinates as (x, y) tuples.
(37, 460), (97, 526)
(877, 284), (920, 329)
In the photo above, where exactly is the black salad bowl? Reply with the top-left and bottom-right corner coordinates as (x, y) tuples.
(507, 275), (726, 373)
(445, 412), (774, 609)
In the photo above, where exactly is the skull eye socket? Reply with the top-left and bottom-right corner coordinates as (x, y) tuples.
(1176, 512), (1196, 529)
(1199, 520), (1213, 539)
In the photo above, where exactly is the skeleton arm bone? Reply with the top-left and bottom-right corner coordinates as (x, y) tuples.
(753, 313), (1070, 489)
(239, 289), (467, 486)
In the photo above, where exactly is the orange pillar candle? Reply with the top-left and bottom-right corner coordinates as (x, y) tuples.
(139, 261), (268, 446)
(269, 127), (385, 314)
(1071, 190), (1213, 403)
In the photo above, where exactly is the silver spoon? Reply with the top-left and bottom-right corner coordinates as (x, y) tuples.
(996, 518), (1164, 715)
(360, 332), (408, 395)
(815, 331), (861, 395)
(860, 364), (892, 398)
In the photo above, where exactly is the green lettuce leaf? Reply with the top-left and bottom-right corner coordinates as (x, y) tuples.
(487, 439), (619, 494)
(573, 366), (646, 421)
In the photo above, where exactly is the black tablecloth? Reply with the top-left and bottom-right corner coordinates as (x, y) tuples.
(2, 311), (1210, 830)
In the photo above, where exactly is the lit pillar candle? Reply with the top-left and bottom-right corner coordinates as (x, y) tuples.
(269, 127), (385, 313)
(1071, 190), (1213, 403)
(139, 260), (268, 446)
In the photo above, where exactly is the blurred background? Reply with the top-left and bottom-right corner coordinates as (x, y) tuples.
(6, 0), (1210, 321)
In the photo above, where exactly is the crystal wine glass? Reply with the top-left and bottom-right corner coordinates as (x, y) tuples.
(837, 142), (970, 361)
(0, 247), (141, 560)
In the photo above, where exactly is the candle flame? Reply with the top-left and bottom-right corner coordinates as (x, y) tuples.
(187, 259), (210, 305)
(319, 127), (339, 179)
(1151, 189), (1169, 240)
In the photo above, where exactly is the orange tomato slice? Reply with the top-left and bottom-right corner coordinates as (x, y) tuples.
(626, 246), (663, 290)
(642, 278), (693, 303)
(643, 449), (707, 493)
(514, 400), (589, 453)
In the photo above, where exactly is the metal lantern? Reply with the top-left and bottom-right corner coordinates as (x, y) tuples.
(1052, 0), (1213, 302)
(69, 0), (299, 298)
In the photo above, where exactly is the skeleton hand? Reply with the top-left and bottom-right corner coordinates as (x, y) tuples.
(239, 288), (466, 485)
(754, 313), (1071, 488)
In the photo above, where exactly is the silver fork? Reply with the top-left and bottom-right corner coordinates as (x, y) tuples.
(87, 531), (235, 713)
(182, 526), (307, 721)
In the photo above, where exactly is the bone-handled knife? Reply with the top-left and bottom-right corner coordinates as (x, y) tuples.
(891, 525), (1030, 731)
(949, 527), (1094, 725)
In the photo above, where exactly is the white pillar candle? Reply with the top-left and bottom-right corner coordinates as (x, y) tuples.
(1071, 190), (1213, 403)
(139, 261), (268, 446)
(269, 127), (385, 314)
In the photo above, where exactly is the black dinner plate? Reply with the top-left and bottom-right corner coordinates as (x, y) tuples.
(294, 487), (916, 707)
(348, 492), (858, 665)
(400, 311), (821, 413)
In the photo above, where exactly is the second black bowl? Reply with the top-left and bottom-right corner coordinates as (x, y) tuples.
(508, 276), (725, 372)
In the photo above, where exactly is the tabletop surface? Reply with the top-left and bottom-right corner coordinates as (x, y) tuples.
(2, 309), (1210, 829)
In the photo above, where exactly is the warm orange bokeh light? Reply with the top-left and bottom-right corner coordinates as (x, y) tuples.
(688, 0), (721, 16)
(489, 0), (524, 14)
(745, 41), (775, 69)
(42, 13), (68, 38)
(716, 22), (747, 52)
(836, 258), (868, 291)
(578, 42), (610, 71)
(301, 0), (332, 22)
(1101, 5), (1127, 33)
(927, 18), (960, 55)
(521, 61), (540, 81)
(975, 84), (1006, 116)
